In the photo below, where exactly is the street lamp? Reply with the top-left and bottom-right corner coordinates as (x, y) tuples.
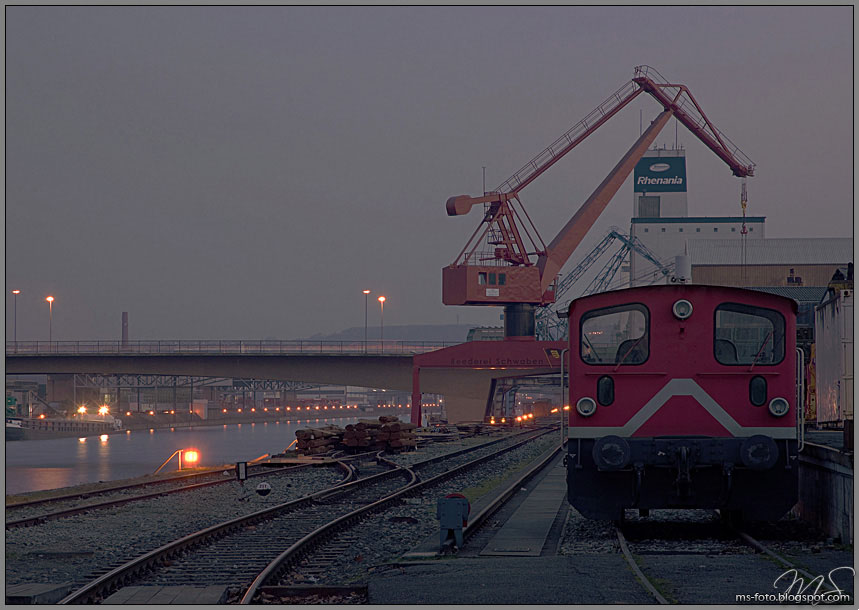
(11, 290), (20, 344)
(46, 296), (54, 343)
(378, 296), (386, 347)
(363, 290), (371, 353)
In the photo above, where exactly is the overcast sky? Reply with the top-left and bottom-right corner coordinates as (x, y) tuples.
(4, 6), (854, 341)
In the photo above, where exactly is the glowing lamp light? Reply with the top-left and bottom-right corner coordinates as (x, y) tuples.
(77, 406), (87, 414)
(251, 408), (256, 412)
(38, 414), (46, 419)
(78, 437), (86, 443)
(183, 450), (199, 464)
(149, 410), (155, 415)
(563, 405), (571, 411)
(98, 406), (109, 416)
(99, 434), (109, 442)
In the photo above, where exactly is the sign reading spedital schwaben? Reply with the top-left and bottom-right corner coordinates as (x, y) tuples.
(633, 156), (687, 193)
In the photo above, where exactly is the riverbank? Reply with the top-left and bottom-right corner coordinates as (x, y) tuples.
(7, 407), (410, 440)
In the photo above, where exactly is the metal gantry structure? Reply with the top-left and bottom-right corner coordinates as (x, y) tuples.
(73, 374), (319, 393)
(72, 374), (323, 411)
(535, 227), (674, 340)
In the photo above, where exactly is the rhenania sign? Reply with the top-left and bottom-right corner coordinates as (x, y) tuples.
(634, 156), (687, 193)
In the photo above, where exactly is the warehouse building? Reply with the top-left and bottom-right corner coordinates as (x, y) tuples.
(687, 237), (853, 288)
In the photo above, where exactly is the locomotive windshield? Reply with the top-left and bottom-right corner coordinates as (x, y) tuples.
(714, 303), (785, 365)
(580, 303), (649, 365)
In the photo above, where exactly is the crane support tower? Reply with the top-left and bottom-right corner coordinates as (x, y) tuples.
(442, 65), (755, 339)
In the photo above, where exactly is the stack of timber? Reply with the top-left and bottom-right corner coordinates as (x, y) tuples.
(341, 416), (417, 452)
(342, 418), (382, 450)
(378, 416), (417, 451)
(455, 423), (487, 437)
(295, 425), (344, 455)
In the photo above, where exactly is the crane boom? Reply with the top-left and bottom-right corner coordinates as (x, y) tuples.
(535, 109), (673, 293)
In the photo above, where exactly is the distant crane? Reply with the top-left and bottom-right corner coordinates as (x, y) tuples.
(534, 227), (674, 340)
(442, 65), (755, 339)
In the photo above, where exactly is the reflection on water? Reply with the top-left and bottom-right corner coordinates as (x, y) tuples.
(5, 417), (366, 495)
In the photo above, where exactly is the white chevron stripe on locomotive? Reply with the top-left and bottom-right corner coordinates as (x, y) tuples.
(568, 378), (795, 439)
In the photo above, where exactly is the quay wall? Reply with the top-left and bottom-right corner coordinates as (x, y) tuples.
(794, 442), (854, 544)
(9, 408), (401, 440)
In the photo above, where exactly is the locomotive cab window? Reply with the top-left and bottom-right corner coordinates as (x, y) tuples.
(580, 304), (649, 365)
(714, 303), (785, 365)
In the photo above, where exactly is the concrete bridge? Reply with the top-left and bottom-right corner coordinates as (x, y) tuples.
(6, 339), (565, 423)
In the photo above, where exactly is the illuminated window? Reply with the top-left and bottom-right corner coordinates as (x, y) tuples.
(478, 272), (487, 285)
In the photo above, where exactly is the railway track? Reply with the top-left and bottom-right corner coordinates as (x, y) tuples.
(240, 430), (558, 603)
(56, 428), (553, 604)
(5, 463), (334, 529)
(615, 510), (854, 605)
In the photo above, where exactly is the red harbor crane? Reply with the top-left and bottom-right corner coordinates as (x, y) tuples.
(442, 65), (755, 338)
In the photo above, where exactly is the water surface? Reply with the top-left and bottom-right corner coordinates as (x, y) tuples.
(4, 416), (364, 495)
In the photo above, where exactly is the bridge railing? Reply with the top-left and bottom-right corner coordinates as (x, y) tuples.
(5, 340), (457, 356)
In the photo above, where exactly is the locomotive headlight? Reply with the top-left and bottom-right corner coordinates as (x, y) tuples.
(768, 397), (790, 417)
(672, 299), (694, 320)
(576, 397), (597, 417)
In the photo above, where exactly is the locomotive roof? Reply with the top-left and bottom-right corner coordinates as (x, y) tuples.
(568, 284), (798, 314)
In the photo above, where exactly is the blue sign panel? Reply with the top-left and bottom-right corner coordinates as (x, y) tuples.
(634, 156), (687, 193)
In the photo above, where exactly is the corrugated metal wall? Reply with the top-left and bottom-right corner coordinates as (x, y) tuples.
(815, 289), (854, 423)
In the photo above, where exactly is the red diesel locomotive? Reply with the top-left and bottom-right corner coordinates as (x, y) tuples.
(565, 284), (800, 522)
